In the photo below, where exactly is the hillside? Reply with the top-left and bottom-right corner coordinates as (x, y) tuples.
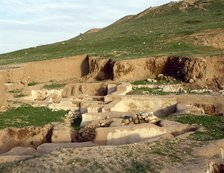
(0, 0), (224, 65)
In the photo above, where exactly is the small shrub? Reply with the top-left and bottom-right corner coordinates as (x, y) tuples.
(184, 19), (202, 24)
(28, 81), (38, 86)
(43, 83), (65, 89)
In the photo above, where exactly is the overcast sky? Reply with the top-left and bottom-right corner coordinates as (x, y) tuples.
(0, 0), (178, 54)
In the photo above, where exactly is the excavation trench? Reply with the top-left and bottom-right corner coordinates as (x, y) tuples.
(0, 54), (224, 155)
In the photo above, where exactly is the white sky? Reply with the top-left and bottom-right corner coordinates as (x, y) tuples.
(0, 0), (179, 54)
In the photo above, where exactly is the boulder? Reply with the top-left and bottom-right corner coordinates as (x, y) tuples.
(94, 123), (166, 145)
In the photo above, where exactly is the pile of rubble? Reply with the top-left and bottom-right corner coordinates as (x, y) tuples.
(121, 112), (160, 125)
(157, 74), (177, 82)
(146, 74), (177, 83)
(76, 119), (113, 142)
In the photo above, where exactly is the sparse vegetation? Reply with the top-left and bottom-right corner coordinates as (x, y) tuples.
(0, 105), (67, 129)
(43, 83), (65, 89)
(0, 1), (224, 172)
(124, 160), (153, 173)
(172, 115), (224, 141)
(28, 81), (39, 86)
(9, 89), (27, 98)
(128, 87), (178, 95)
(131, 79), (182, 85)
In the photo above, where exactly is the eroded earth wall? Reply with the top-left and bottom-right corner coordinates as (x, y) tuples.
(0, 55), (89, 84)
(113, 56), (169, 81)
(0, 83), (7, 109)
(0, 54), (223, 92)
(112, 55), (224, 85)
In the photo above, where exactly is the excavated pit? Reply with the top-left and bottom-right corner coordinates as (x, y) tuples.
(0, 54), (224, 159)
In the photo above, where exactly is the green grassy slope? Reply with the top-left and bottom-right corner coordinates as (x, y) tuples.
(0, 105), (67, 129)
(0, 0), (224, 65)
